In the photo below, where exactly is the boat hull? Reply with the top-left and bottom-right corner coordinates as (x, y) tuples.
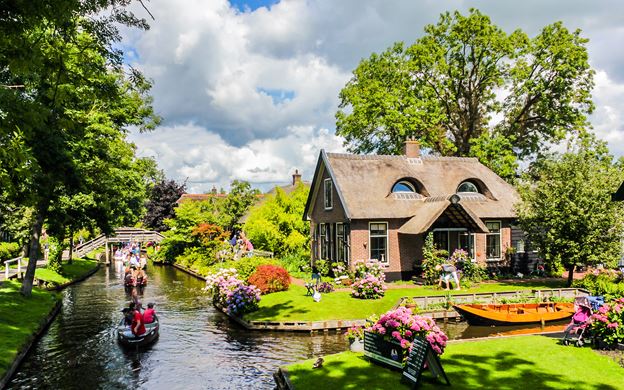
(117, 316), (159, 348)
(453, 303), (574, 326)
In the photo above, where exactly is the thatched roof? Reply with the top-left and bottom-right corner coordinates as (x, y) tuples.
(305, 151), (519, 223)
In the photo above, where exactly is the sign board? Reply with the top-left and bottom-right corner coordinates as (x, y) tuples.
(363, 331), (405, 370)
(401, 337), (450, 388)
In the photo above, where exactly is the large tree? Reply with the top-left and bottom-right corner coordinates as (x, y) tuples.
(336, 9), (594, 179)
(516, 138), (624, 286)
(1, 4), (158, 296)
(143, 179), (187, 232)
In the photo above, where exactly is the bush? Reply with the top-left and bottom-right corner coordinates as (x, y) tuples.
(314, 259), (331, 276)
(455, 258), (487, 282)
(353, 259), (385, 280)
(280, 252), (311, 274)
(204, 269), (261, 315)
(351, 274), (386, 299)
(572, 269), (624, 301)
(0, 242), (20, 263)
(590, 297), (624, 346)
(420, 233), (448, 285)
(317, 281), (334, 293)
(208, 256), (279, 281)
(248, 264), (291, 294)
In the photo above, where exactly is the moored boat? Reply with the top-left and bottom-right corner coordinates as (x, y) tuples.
(453, 302), (574, 326)
(117, 315), (159, 347)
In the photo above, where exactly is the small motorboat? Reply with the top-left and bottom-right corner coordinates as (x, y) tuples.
(453, 302), (575, 326)
(117, 315), (159, 348)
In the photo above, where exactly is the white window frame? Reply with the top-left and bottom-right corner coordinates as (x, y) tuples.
(369, 221), (389, 264)
(485, 221), (502, 261)
(324, 178), (333, 210)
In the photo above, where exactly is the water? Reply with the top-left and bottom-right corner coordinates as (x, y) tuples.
(6, 262), (566, 389)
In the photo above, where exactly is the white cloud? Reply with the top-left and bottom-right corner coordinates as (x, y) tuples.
(123, 0), (624, 191)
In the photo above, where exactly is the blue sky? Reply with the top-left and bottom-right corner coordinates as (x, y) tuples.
(124, 0), (624, 193)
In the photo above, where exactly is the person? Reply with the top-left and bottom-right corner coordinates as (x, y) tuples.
(131, 288), (142, 311)
(143, 302), (156, 324)
(129, 302), (145, 336)
(122, 307), (133, 326)
(436, 263), (461, 290)
(124, 271), (134, 286)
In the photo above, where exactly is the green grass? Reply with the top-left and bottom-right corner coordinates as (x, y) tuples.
(286, 336), (624, 390)
(35, 258), (98, 286)
(244, 279), (567, 322)
(0, 281), (58, 379)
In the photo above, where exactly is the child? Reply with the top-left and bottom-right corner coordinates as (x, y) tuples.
(143, 302), (156, 323)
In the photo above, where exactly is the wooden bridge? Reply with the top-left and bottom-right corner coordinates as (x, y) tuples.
(1, 227), (164, 281)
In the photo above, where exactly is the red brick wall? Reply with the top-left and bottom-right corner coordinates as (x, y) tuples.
(309, 167), (347, 223)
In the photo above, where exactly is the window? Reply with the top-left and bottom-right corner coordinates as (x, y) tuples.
(324, 178), (333, 210)
(391, 181), (416, 193)
(433, 230), (448, 252)
(486, 221), (501, 260)
(369, 222), (388, 263)
(459, 231), (476, 261)
(336, 223), (350, 264)
(432, 229), (475, 261)
(319, 223), (328, 259)
(457, 181), (479, 193)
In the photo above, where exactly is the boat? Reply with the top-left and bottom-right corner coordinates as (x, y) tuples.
(117, 315), (159, 347)
(453, 302), (575, 326)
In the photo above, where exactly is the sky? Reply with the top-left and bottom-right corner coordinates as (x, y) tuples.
(123, 0), (624, 193)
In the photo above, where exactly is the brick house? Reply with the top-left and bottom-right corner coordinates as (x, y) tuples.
(303, 141), (527, 281)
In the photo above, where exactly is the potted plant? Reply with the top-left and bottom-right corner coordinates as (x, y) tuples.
(345, 325), (365, 352)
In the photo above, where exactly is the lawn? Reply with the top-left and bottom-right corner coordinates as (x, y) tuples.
(35, 258), (99, 286)
(285, 336), (624, 390)
(244, 279), (567, 322)
(0, 281), (58, 380)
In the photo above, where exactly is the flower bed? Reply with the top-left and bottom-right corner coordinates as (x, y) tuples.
(351, 274), (386, 299)
(204, 268), (261, 315)
(591, 297), (624, 348)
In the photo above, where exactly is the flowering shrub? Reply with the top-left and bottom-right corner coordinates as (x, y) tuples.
(204, 269), (261, 315)
(345, 325), (364, 341)
(573, 269), (624, 301)
(367, 307), (448, 359)
(332, 262), (350, 278)
(590, 297), (624, 346)
(248, 264), (291, 294)
(449, 248), (470, 263)
(421, 233), (448, 285)
(351, 274), (386, 299)
(317, 281), (334, 293)
(353, 259), (386, 280)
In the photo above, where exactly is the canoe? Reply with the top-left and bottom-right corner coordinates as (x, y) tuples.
(117, 315), (159, 347)
(453, 302), (574, 326)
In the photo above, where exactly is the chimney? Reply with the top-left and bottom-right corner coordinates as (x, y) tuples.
(404, 138), (421, 158)
(292, 169), (302, 185)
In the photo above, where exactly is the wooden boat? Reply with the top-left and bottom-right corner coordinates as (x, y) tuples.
(453, 302), (574, 326)
(117, 315), (159, 347)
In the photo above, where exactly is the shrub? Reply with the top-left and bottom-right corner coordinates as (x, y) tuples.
(590, 297), (624, 346)
(248, 264), (291, 294)
(332, 262), (350, 278)
(351, 274), (386, 299)
(317, 281), (334, 293)
(572, 269), (624, 301)
(204, 269), (261, 315)
(455, 257), (487, 283)
(420, 233), (448, 285)
(280, 252), (311, 274)
(0, 242), (21, 263)
(353, 259), (386, 280)
(314, 259), (331, 276)
(209, 256), (279, 281)
(366, 307), (448, 362)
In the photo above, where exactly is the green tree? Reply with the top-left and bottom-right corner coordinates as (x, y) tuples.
(143, 179), (186, 232)
(1, 11), (157, 296)
(336, 9), (594, 179)
(222, 180), (260, 231)
(516, 138), (624, 286)
(244, 183), (310, 258)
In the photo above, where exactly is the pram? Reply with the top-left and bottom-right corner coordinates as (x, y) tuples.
(561, 296), (603, 347)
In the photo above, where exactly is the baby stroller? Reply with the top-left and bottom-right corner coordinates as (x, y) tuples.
(561, 296), (603, 347)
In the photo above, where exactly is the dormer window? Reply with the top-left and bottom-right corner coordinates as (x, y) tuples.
(392, 180), (416, 193)
(457, 181), (479, 194)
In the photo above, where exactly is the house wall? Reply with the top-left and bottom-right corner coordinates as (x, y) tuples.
(309, 167), (347, 223)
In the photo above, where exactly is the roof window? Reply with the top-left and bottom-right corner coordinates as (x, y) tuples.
(457, 181), (479, 194)
(392, 180), (416, 193)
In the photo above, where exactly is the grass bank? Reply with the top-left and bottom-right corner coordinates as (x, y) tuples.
(285, 336), (624, 390)
(0, 281), (58, 380)
(35, 258), (99, 287)
(245, 279), (567, 322)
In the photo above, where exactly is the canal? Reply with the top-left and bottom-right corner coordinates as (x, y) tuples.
(6, 262), (567, 389)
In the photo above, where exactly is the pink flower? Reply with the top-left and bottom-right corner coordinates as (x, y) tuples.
(607, 322), (619, 329)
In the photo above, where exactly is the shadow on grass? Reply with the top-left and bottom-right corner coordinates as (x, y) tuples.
(246, 300), (310, 321)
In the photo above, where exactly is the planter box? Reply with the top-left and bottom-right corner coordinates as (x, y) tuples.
(363, 331), (406, 370)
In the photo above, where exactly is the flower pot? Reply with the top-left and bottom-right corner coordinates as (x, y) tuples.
(350, 338), (364, 352)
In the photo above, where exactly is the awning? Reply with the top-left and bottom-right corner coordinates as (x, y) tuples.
(398, 196), (489, 234)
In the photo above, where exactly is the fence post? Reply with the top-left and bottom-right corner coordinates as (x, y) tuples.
(17, 257), (21, 278)
(4, 263), (8, 280)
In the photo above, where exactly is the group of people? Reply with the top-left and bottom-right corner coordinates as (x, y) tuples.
(122, 300), (156, 336)
(221, 231), (254, 260)
(115, 242), (148, 286)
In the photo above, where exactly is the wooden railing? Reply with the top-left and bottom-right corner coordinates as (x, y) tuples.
(4, 257), (23, 279)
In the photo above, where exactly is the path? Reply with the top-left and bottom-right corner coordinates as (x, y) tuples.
(0, 259), (47, 282)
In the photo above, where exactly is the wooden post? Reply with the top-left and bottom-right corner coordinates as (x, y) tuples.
(105, 241), (109, 264)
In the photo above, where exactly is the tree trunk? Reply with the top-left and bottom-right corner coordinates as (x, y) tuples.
(68, 230), (73, 264)
(20, 210), (45, 297)
(566, 264), (575, 287)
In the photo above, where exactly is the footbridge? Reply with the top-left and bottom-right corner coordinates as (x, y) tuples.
(73, 227), (165, 262)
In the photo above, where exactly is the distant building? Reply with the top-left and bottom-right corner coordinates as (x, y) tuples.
(303, 141), (534, 281)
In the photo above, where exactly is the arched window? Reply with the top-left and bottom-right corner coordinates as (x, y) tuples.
(392, 180), (416, 193)
(457, 181), (479, 193)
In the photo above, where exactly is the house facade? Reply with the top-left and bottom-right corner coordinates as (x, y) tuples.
(303, 141), (528, 281)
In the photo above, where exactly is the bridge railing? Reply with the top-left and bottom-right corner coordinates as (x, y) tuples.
(4, 257), (23, 279)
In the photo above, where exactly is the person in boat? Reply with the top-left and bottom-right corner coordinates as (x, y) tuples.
(124, 271), (134, 286)
(131, 288), (142, 311)
(143, 302), (156, 324)
(129, 302), (145, 336)
(122, 307), (133, 327)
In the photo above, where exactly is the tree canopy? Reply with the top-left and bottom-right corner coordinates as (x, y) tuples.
(516, 137), (624, 286)
(143, 179), (187, 232)
(336, 9), (594, 179)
